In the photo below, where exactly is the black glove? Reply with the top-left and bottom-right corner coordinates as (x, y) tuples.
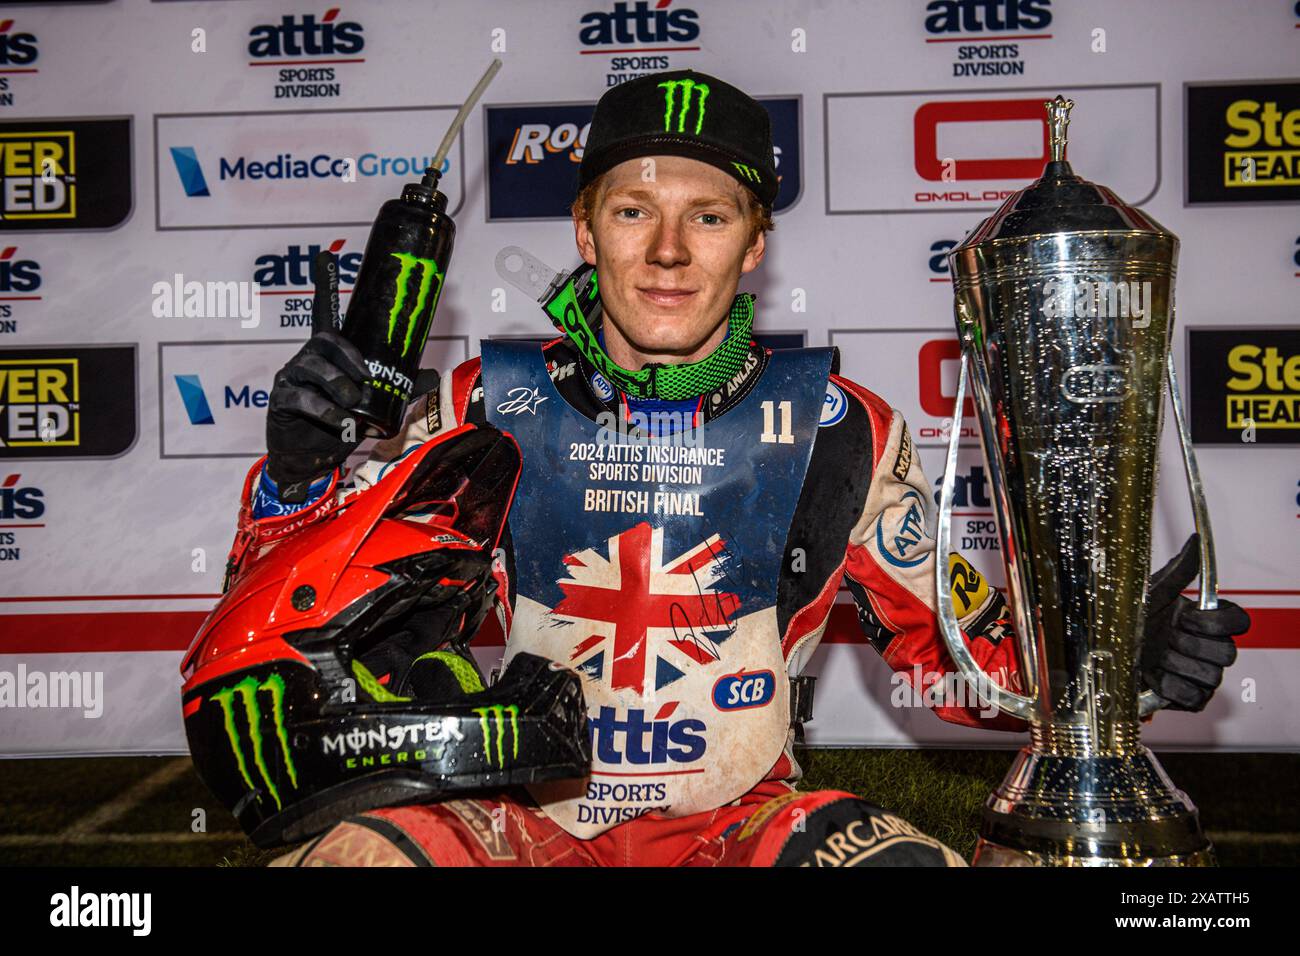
(265, 251), (368, 501)
(1140, 533), (1250, 712)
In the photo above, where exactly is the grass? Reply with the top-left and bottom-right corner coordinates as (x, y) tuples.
(0, 749), (1295, 866)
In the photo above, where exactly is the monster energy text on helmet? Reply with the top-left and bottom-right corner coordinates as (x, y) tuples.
(559, 69), (778, 401)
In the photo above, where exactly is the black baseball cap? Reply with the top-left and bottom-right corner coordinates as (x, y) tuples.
(577, 69), (779, 209)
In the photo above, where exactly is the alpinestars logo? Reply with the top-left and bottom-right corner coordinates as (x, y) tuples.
(658, 78), (708, 134)
(209, 673), (298, 810)
(387, 252), (442, 357)
(473, 704), (519, 768)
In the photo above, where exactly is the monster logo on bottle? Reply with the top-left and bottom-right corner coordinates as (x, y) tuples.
(473, 704), (520, 769)
(209, 673), (298, 810)
(386, 251), (444, 358)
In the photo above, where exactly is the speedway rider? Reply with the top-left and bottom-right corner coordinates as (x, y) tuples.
(232, 70), (1248, 866)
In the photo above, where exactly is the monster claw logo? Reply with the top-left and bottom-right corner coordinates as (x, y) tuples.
(731, 161), (761, 183)
(473, 704), (520, 768)
(658, 78), (709, 134)
(210, 673), (298, 810)
(386, 252), (443, 357)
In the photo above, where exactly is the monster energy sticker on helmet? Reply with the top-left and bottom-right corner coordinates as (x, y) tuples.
(210, 673), (298, 811)
(387, 252), (444, 358)
(659, 78), (709, 134)
(474, 704), (519, 769)
(544, 269), (756, 402)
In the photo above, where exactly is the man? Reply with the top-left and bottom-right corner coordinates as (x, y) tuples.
(235, 70), (1247, 866)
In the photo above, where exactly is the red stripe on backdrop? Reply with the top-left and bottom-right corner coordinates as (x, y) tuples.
(1, 604), (1297, 653)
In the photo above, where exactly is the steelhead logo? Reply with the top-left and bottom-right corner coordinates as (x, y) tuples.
(473, 704), (519, 768)
(1186, 81), (1300, 205)
(658, 78), (709, 134)
(209, 673), (298, 810)
(386, 252), (442, 357)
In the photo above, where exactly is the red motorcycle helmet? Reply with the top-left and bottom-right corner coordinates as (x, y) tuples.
(181, 423), (590, 848)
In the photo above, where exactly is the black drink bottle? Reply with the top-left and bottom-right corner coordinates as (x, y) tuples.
(336, 59), (500, 439)
(341, 175), (455, 438)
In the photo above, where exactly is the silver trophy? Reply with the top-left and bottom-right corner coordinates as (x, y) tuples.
(936, 96), (1220, 866)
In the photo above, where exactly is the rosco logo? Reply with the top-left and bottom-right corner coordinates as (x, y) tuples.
(0, 118), (132, 232)
(248, 7), (365, 101)
(712, 670), (776, 711)
(1189, 327), (1300, 444)
(0, 346), (136, 458)
(1187, 81), (1300, 205)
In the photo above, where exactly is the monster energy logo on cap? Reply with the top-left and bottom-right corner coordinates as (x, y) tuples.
(210, 673), (298, 811)
(473, 704), (519, 769)
(387, 252), (444, 358)
(658, 78), (709, 135)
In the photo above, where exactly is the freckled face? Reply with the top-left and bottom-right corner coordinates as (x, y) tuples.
(575, 155), (764, 362)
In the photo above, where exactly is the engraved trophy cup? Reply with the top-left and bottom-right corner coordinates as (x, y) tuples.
(936, 97), (1221, 866)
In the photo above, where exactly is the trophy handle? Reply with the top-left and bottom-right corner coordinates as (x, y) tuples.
(1137, 350), (1222, 717)
(935, 348), (1037, 721)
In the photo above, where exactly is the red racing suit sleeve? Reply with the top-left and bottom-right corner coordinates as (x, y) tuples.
(835, 375), (1028, 733)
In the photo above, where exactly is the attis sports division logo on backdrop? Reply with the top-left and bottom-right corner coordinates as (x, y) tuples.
(923, 0), (1053, 79)
(0, 245), (41, 335)
(579, 0), (701, 87)
(0, 18), (39, 109)
(253, 238), (361, 328)
(248, 7), (365, 100)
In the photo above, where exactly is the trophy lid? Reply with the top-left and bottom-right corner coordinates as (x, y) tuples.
(956, 96), (1173, 247)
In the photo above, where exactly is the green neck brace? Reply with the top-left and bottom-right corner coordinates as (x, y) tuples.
(543, 266), (755, 401)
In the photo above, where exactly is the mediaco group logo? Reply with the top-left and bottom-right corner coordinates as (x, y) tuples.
(578, 0), (701, 87)
(0, 18), (39, 108)
(0, 245), (41, 334)
(1186, 81), (1300, 205)
(0, 346), (137, 459)
(923, 0), (1053, 79)
(254, 238), (361, 329)
(247, 7), (365, 100)
(1188, 327), (1300, 445)
(0, 118), (132, 231)
(486, 97), (800, 219)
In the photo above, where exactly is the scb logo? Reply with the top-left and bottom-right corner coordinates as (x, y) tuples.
(712, 670), (776, 711)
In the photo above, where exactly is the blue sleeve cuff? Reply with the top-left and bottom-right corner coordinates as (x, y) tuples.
(252, 464), (334, 520)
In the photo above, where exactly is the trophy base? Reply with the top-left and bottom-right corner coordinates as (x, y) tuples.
(973, 838), (1216, 867)
(970, 744), (1216, 867)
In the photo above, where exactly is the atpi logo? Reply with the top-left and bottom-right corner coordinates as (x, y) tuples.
(923, 0), (1052, 34)
(247, 8), (364, 58)
(208, 673), (299, 811)
(588, 702), (706, 766)
(877, 489), (930, 568)
(579, 0), (700, 47)
(0, 18), (38, 67)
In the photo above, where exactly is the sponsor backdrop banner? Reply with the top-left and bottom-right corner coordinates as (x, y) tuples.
(0, 0), (1296, 756)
